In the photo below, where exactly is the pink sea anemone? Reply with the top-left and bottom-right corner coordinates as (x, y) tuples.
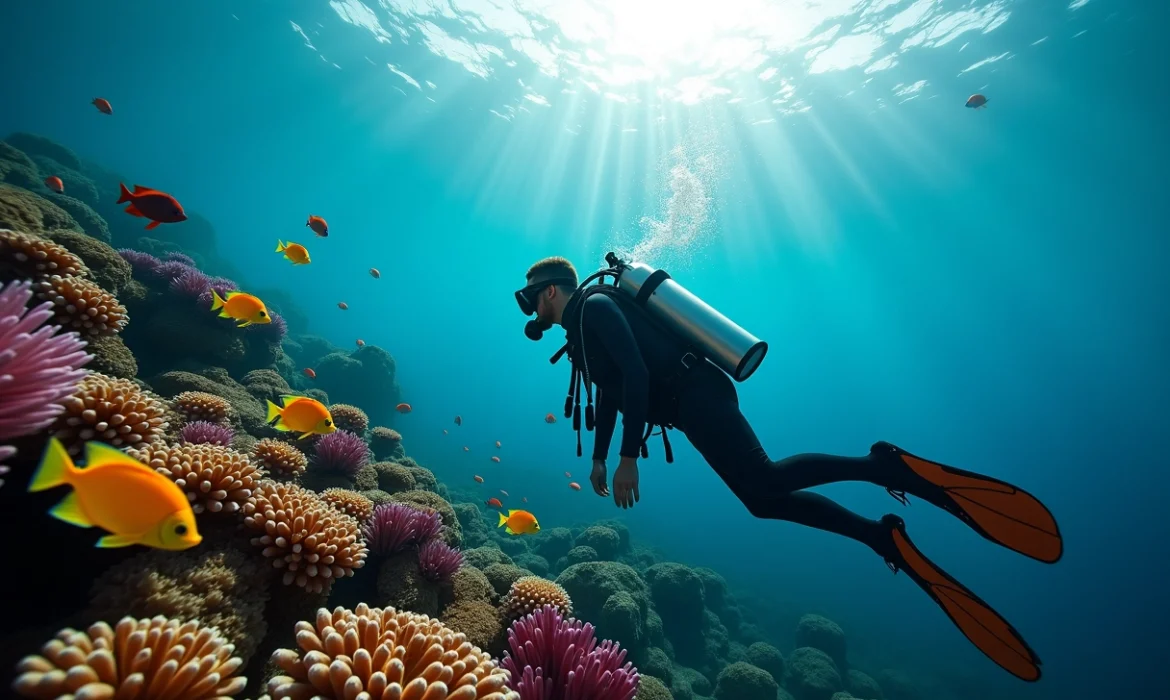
(501, 604), (640, 700)
(311, 429), (370, 476)
(0, 280), (92, 441)
(417, 538), (463, 582)
(169, 268), (211, 299)
(179, 420), (235, 446)
(116, 248), (160, 274)
(362, 502), (443, 556)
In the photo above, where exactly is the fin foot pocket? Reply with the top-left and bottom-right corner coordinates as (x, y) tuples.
(873, 442), (1063, 563)
(880, 515), (1042, 682)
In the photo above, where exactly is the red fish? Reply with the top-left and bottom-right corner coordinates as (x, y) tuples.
(302, 368), (316, 379)
(307, 215), (328, 237)
(499, 490), (509, 497)
(117, 183), (187, 230)
(486, 497), (503, 508)
(495, 441), (501, 449)
(564, 471), (571, 478)
(454, 416), (462, 426)
(44, 176), (64, 193)
(474, 475), (484, 483)
(92, 98), (113, 115)
(569, 482), (581, 491)
(369, 268), (381, 279)
(338, 302), (349, 310)
(356, 339), (365, 347)
(965, 93), (988, 109)
(396, 403), (412, 414)
(545, 413), (557, 424)
(490, 456), (501, 463)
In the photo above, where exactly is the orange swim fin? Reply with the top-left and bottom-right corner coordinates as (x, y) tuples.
(879, 514), (1042, 682)
(873, 442), (1063, 564)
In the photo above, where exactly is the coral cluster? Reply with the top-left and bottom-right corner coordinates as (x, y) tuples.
(266, 604), (518, 700)
(321, 487), (375, 521)
(253, 437), (308, 478)
(418, 538), (464, 583)
(328, 403), (369, 434)
(242, 480), (367, 593)
(171, 390), (232, 425)
(52, 372), (168, 454)
(311, 429), (370, 475)
(31, 274), (127, 336)
(179, 419), (234, 446)
(363, 501), (443, 556)
(129, 442), (264, 514)
(12, 616), (246, 699)
(2, 228), (87, 278)
(501, 576), (574, 623)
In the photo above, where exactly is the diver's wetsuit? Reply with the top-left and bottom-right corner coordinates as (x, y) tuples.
(571, 290), (891, 552)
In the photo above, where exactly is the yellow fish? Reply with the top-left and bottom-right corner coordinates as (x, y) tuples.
(266, 395), (336, 439)
(28, 438), (202, 550)
(497, 509), (541, 536)
(276, 239), (310, 265)
(210, 289), (271, 327)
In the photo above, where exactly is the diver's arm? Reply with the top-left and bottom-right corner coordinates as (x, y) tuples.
(584, 295), (649, 459)
(591, 391), (618, 460)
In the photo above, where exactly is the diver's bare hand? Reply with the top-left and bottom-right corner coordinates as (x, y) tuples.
(613, 457), (640, 509)
(590, 459), (608, 497)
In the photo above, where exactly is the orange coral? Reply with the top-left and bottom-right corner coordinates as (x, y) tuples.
(253, 437), (308, 478)
(242, 481), (367, 593)
(0, 228), (87, 279)
(32, 274), (127, 336)
(53, 372), (169, 454)
(500, 576), (573, 622)
(172, 390), (233, 425)
(329, 403), (369, 434)
(321, 487), (375, 522)
(129, 442), (265, 515)
(12, 615), (246, 700)
(266, 603), (518, 700)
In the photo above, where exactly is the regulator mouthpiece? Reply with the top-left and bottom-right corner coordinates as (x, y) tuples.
(525, 318), (551, 341)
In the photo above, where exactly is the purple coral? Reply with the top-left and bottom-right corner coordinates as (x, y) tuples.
(501, 605), (640, 700)
(311, 429), (370, 475)
(417, 538), (463, 582)
(179, 420), (235, 446)
(247, 310), (286, 341)
(362, 502), (443, 555)
(117, 248), (161, 274)
(163, 252), (197, 266)
(169, 269), (211, 299)
(0, 281), (92, 441)
(198, 277), (238, 307)
(152, 260), (196, 283)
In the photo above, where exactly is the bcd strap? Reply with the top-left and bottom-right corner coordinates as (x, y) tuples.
(634, 269), (671, 306)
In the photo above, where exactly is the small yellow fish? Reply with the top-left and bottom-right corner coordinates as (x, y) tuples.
(276, 239), (310, 265)
(210, 289), (271, 327)
(28, 438), (202, 551)
(497, 509), (541, 536)
(266, 395), (336, 439)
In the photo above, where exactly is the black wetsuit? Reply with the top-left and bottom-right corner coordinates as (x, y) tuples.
(568, 290), (892, 552)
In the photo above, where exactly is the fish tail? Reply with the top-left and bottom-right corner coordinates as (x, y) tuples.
(28, 438), (75, 492)
(498, 512), (508, 528)
(210, 288), (226, 311)
(265, 400), (283, 425)
(276, 240), (286, 253)
(116, 182), (133, 204)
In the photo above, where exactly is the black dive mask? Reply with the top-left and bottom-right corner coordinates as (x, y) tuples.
(515, 277), (575, 341)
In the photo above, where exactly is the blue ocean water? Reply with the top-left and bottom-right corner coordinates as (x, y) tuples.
(1, 0), (1166, 698)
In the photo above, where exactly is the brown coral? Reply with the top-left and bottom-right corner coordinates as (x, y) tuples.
(53, 372), (169, 454)
(12, 615), (246, 700)
(500, 576), (573, 622)
(370, 426), (403, 460)
(0, 228), (87, 279)
(372, 461), (415, 493)
(242, 480), (367, 593)
(172, 390), (233, 425)
(129, 442), (265, 515)
(266, 603), (518, 700)
(253, 437), (308, 478)
(321, 487), (375, 522)
(371, 426), (401, 444)
(442, 600), (504, 652)
(32, 274), (127, 336)
(329, 403), (369, 434)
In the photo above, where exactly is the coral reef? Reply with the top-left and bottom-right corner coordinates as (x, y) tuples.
(788, 647), (844, 700)
(314, 345), (402, 428)
(130, 442), (263, 515)
(389, 489), (462, 547)
(321, 487), (375, 521)
(363, 502), (443, 556)
(12, 616), (246, 699)
(501, 576), (574, 622)
(179, 419), (235, 446)
(376, 550), (439, 617)
(41, 229), (130, 293)
(31, 274), (127, 336)
(795, 614), (847, 670)
(0, 184), (80, 234)
(483, 563), (533, 599)
(52, 372), (168, 454)
(442, 600), (504, 652)
(242, 480), (367, 593)
(329, 403), (369, 435)
(555, 561), (651, 666)
(265, 604), (518, 700)
(311, 429), (370, 476)
(714, 661), (780, 700)
(577, 525), (621, 560)
(1, 228), (87, 279)
(744, 642), (786, 686)
(634, 675), (672, 700)
(417, 539), (464, 583)
(172, 389), (233, 425)
(369, 426), (403, 461)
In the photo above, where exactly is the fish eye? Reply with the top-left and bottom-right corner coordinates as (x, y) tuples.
(175, 524), (188, 535)
(259, 311), (267, 317)
(325, 419), (332, 426)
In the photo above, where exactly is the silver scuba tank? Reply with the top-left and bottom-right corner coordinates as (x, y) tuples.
(611, 259), (768, 382)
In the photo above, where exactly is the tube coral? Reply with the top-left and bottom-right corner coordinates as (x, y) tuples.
(0, 280), (92, 441)
(2, 228), (88, 279)
(11, 615), (246, 700)
(500, 605), (639, 700)
(417, 538), (464, 583)
(116, 248), (161, 274)
(329, 403), (369, 435)
(130, 442), (264, 515)
(252, 437), (308, 478)
(53, 372), (169, 454)
(266, 604), (518, 700)
(311, 429), (370, 476)
(321, 487), (375, 521)
(500, 576), (573, 622)
(31, 274), (127, 336)
(363, 502), (443, 556)
(172, 390), (232, 425)
(179, 420), (235, 446)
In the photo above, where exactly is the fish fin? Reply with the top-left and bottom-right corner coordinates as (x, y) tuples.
(272, 423), (291, 432)
(298, 431), (314, 440)
(117, 183), (133, 204)
(49, 492), (93, 528)
(507, 509), (518, 516)
(123, 204), (143, 217)
(266, 400), (283, 425)
(145, 220), (161, 230)
(210, 289), (226, 310)
(276, 240), (286, 252)
(225, 291), (242, 299)
(279, 395), (303, 405)
(97, 533), (141, 548)
(83, 441), (134, 470)
(237, 321), (252, 328)
(498, 512), (508, 527)
(132, 184), (151, 193)
(217, 311), (232, 319)
(28, 438), (74, 492)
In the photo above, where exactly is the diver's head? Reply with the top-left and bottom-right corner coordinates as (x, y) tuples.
(516, 257), (578, 339)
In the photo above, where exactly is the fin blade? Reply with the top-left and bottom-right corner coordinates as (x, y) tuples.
(275, 240), (286, 252)
(97, 533), (141, 548)
(145, 220), (161, 230)
(298, 431), (314, 440)
(132, 184), (151, 193)
(210, 289), (225, 311)
(116, 183), (133, 204)
(84, 442), (132, 469)
(498, 513), (508, 527)
(28, 438), (73, 492)
(50, 492), (93, 527)
(266, 400), (283, 425)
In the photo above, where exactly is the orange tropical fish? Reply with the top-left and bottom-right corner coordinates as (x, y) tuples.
(396, 403), (412, 414)
(454, 416), (462, 426)
(474, 475), (484, 483)
(495, 441), (501, 449)
(497, 509), (540, 536)
(545, 413), (557, 424)
(569, 482), (581, 491)
(276, 240), (310, 265)
(499, 489), (509, 497)
(337, 302), (349, 310)
(29, 439), (201, 550)
(307, 215), (328, 237)
(92, 98), (113, 115)
(44, 176), (64, 193)
(303, 368), (316, 379)
(118, 183), (187, 230)
(486, 497), (503, 508)
(210, 289), (271, 327)
(369, 268), (380, 279)
(356, 339), (365, 347)
(266, 396), (335, 439)
(490, 456), (501, 463)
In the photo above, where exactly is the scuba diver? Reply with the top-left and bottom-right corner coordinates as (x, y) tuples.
(515, 254), (1063, 683)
